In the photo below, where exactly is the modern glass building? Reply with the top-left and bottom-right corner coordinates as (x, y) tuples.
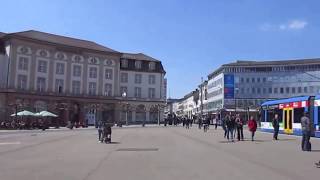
(206, 59), (320, 114)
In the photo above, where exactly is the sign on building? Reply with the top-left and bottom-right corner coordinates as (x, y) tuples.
(224, 74), (234, 99)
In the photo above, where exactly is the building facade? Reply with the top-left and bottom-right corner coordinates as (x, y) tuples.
(0, 30), (166, 125)
(207, 60), (320, 114)
(172, 59), (320, 119)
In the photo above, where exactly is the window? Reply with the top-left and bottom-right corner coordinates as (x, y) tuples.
(120, 86), (127, 95)
(88, 82), (97, 95)
(257, 78), (260, 83)
(257, 88), (261, 94)
(120, 73), (128, 83)
(104, 83), (112, 96)
(73, 65), (81, 77)
(72, 81), (81, 94)
(263, 77), (266, 82)
(240, 78), (244, 83)
(298, 87), (302, 93)
(89, 67), (97, 78)
(310, 86), (314, 93)
(252, 87), (255, 94)
(263, 88), (266, 94)
(148, 75), (155, 84)
(280, 87), (284, 94)
(246, 78), (249, 83)
(149, 62), (156, 70)
(240, 88), (244, 94)
(18, 57), (28, 70)
(252, 78), (255, 83)
(121, 59), (128, 68)
(37, 77), (46, 92)
(292, 87), (296, 94)
(135, 74), (142, 84)
(286, 87), (290, 93)
(56, 63), (65, 75)
(55, 79), (64, 93)
(105, 69), (113, 79)
(134, 87), (141, 98)
(268, 87), (272, 94)
(294, 108), (304, 123)
(246, 88), (250, 93)
(304, 87), (308, 93)
(148, 88), (155, 98)
(135, 61), (142, 69)
(38, 60), (47, 73)
(17, 75), (27, 90)
(274, 87), (278, 94)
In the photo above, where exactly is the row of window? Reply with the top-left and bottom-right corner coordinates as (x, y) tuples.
(224, 64), (320, 73)
(17, 74), (157, 98)
(120, 73), (156, 84)
(121, 59), (156, 70)
(240, 77), (267, 83)
(120, 86), (156, 99)
(207, 78), (223, 89)
(238, 86), (320, 95)
(18, 57), (114, 80)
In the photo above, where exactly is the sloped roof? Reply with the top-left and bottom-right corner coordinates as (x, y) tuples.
(4, 30), (119, 53)
(121, 53), (160, 62)
(0, 32), (6, 38)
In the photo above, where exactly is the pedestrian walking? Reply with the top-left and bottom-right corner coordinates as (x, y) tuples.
(198, 117), (202, 129)
(185, 118), (190, 129)
(235, 114), (244, 141)
(226, 113), (236, 142)
(272, 114), (280, 140)
(301, 112), (312, 151)
(97, 120), (104, 142)
(221, 116), (227, 138)
(212, 115), (218, 130)
(204, 116), (210, 132)
(248, 116), (257, 141)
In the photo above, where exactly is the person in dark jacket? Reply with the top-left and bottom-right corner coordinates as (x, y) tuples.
(301, 112), (312, 151)
(226, 113), (236, 142)
(221, 116), (227, 138)
(235, 114), (244, 141)
(248, 116), (257, 141)
(272, 114), (280, 140)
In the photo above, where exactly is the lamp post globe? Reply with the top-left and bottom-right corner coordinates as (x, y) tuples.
(121, 92), (128, 126)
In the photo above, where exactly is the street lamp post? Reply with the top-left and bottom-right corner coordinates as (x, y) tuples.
(122, 92), (128, 126)
(234, 87), (239, 114)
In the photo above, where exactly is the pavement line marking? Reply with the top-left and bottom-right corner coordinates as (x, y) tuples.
(0, 142), (21, 145)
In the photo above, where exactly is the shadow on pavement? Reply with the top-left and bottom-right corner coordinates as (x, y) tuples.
(311, 150), (320, 152)
(277, 139), (296, 141)
(108, 142), (121, 144)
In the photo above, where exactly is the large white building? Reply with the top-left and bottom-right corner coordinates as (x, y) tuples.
(0, 30), (166, 126)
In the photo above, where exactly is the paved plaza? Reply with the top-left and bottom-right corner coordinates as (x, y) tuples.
(0, 126), (319, 180)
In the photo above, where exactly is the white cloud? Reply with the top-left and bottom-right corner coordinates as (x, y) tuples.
(287, 20), (308, 29)
(260, 20), (308, 31)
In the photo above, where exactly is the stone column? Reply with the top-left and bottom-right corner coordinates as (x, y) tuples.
(132, 110), (136, 123)
(146, 110), (150, 123)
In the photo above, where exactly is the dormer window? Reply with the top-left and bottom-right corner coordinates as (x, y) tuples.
(135, 60), (142, 69)
(121, 59), (128, 68)
(149, 62), (156, 70)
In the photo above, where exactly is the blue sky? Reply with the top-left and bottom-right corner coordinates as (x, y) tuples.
(1, 0), (320, 98)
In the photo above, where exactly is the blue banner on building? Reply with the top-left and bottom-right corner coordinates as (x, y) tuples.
(224, 74), (234, 99)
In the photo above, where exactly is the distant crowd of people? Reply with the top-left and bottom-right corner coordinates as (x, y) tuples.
(167, 110), (313, 152)
(0, 118), (48, 130)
